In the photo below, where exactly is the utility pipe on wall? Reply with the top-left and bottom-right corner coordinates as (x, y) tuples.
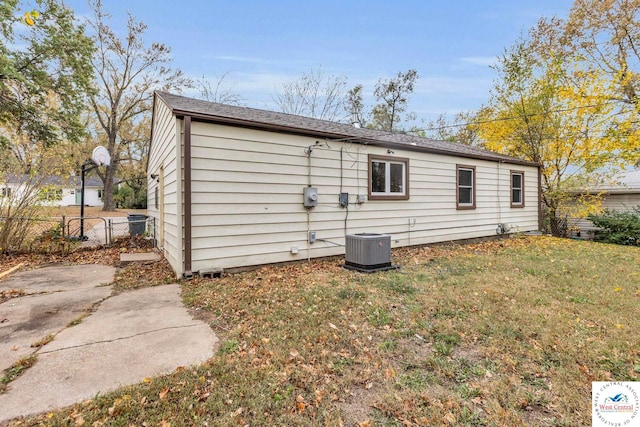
(183, 116), (193, 278)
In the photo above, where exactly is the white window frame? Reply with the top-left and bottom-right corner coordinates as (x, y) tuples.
(368, 154), (409, 200)
(511, 170), (525, 207)
(456, 165), (476, 210)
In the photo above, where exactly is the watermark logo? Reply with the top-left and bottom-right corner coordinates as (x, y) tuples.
(593, 382), (639, 426)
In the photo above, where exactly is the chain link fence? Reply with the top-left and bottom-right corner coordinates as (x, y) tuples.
(0, 215), (155, 254)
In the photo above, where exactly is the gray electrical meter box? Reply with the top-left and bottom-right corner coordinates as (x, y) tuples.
(303, 187), (318, 208)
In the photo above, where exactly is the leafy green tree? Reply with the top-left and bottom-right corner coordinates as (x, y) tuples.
(346, 84), (366, 126)
(370, 69), (418, 132)
(346, 69), (419, 132)
(0, 0), (94, 146)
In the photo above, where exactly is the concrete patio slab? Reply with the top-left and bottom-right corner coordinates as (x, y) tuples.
(0, 286), (112, 372)
(0, 264), (115, 293)
(0, 267), (218, 424)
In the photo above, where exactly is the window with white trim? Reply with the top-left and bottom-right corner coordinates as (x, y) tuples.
(456, 165), (476, 209)
(368, 154), (409, 200)
(511, 171), (524, 207)
(1, 187), (11, 197)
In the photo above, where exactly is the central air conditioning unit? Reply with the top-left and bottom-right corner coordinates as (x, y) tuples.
(344, 233), (397, 272)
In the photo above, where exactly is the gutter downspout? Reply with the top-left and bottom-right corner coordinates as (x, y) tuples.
(184, 116), (193, 278)
(538, 165), (543, 232)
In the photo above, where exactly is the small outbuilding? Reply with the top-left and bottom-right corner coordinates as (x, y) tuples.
(569, 170), (640, 238)
(148, 92), (541, 277)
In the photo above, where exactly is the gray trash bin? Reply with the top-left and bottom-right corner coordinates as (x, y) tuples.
(127, 214), (147, 236)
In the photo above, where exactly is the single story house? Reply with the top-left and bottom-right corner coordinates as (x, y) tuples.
(0, 174), (104, 207)
(148, 92), (541, 278)
(570, 170), (640, 237)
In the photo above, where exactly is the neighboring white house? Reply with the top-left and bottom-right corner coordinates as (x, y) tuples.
(148, 92), (541, 277)
(0, 175), (104, 207)
(570, 170), (640, 237)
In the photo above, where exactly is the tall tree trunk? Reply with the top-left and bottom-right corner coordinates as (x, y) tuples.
(102, 164), (116, 211)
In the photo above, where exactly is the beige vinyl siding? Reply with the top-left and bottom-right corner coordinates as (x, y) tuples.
(188, 122), (539, 272)
(601, 193), (640, 210)
(147, 97), (182, 276)
(571, 192), (640, 236)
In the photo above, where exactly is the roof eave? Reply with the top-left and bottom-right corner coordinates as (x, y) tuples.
(170, 108), (538, 167)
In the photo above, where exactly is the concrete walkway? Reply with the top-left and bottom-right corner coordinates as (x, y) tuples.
(0, 264), (218, 423)
(82, 217), (132, 246)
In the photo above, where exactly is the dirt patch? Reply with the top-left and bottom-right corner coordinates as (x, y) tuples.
(453, 344), (485, 363)
(337, 386), (381, 426)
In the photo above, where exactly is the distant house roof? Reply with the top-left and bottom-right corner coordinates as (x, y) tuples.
(155, 92), (539, 167)
(3, 174), (103, 188)
(585, 170), (640, 194)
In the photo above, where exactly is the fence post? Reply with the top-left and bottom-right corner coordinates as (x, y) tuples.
(108, 219), (112, 246)
(61, 215), (66, 239)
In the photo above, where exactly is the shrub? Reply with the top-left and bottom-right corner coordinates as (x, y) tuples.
(587, 207), (640, 246)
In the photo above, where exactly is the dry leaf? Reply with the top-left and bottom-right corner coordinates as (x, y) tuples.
(358, 420), (371, 427)
(159, 386), (169, 400)
(444, 411), (456, 424)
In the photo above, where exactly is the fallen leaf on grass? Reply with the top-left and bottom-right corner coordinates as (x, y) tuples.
(159, 386), (169, 400)
(296, 395), (305, 413)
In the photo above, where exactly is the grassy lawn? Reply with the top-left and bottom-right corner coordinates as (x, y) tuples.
(12, 236), (640, 426)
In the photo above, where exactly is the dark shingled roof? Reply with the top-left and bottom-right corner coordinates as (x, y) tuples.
(5, 174), (103, 187)
(156, 92), (538, 167)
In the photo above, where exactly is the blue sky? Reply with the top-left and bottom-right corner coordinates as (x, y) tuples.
(65, 0), (574, 123)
